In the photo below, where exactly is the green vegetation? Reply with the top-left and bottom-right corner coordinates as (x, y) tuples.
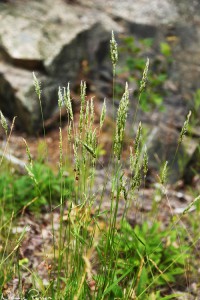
(0, 32), (199, 300)
(117, 36), (172, 112)
(0, 162), (73, 215)
(190, 88), (200, 127)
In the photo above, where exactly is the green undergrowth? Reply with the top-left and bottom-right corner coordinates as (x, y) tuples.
(117, 36), (172, 112)
(0, 162), (73, 215)
(0, 32), (199, 300)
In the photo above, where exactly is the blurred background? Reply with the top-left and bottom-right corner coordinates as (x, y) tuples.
(0, 0), (199, 184)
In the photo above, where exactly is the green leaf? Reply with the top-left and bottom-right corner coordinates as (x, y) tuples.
(161, 293), (183, 299)
(103, 266), (134, 297)
(136, 266), (148, 296)
(160, 42), (171, 57)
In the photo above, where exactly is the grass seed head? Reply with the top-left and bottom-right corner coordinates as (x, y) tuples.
(90, 97), (94, 126)
(64, 83), (73, 121)
(140, 58), (149, 93)
(160, 161), (168, 185)
(33, 72), (41, 100)
(134, 122), (142, 153)
(100, 98), (106, 129)
(23, 138), (33, 169)
(58, 86), (63, 109)
(143, 145), (148, 177)
(110, 31), (118, 75)
(131, 165), (141, 191)
(178, 110), (192, 145)
(68, 121), (72, 142)
(85, 101), (90, 129)
(79, 81), (87, 134)
(25, 165), (38, 186)
(73, 140), (80, 173)
(114, 83), (129, 160)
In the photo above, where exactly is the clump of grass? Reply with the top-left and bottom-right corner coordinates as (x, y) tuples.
(0, 32), (199, 300)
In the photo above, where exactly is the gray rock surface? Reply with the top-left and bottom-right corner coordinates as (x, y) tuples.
(79, 0), (178, 25)
(0, 0), (120, 132)
(0, 0), (199, 182)
(145, 124), (199, 182)
(0, 62), (61, 132)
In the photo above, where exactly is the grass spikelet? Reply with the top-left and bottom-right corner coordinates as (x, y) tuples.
(160, 161), (168, 185)
(120, 175), (128, 201)
(82, 142), (96, 159)
(25, 164), (38, 186)
(183, 195), (200, 215)
(90, 97), (94, 126)
(134, 122), (142, 153)
(114, 82), (129, 160)
(79, 81), (87, 134)
(0, 111), (8, 135)
(131, 164), (141, 191)
(130, 146), (134, 170)
(85, 100), (90, 129)
(80, 81), (86, 104)
(143, 145), (148, 178)
(129, 123), (142, 172)
(33, 72), (41, 100)
(68, 121), (72, 142)
(23, 138), (33, 169)
(100, 98), (106, 129)
(110, 31), (118, 76)
(178, 110), (192, 145)
(58, 86), (63, 109)
(139, 58), (149, 93)
(73, 140), (80, 174)
(64, 83), (73, 121)
(23, 138), (37, 185)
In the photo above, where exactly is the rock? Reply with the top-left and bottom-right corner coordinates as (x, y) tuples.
(0, 0), (120, 72)
(183, 137), (200, 184)
(79, 0), (178, 26)
(0, 0), (121, 131)
(0, 2), (44, 67)
(0, 62), (39, 132)
(145, 124), (199, 183)
(0, 0), (200, 138)
(44, 21), (115, 83)
(0, 62), (60, 133)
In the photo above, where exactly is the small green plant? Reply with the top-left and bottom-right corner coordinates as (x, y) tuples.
(0, 162), (73, 214)
(112, 220), (188, 298)
(117, 36), (172, 112)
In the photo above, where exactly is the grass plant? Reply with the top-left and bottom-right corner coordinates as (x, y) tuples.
(0, 32), (199, 300)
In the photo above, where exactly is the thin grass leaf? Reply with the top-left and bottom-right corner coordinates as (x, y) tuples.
(103, 266), (134, 297)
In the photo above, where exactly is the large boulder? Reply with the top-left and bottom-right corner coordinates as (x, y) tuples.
(0, 0), (200, 139)
(145, 124), (199, 183)
(0, 62), (61, 132)
(0, 0), (120, 132)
